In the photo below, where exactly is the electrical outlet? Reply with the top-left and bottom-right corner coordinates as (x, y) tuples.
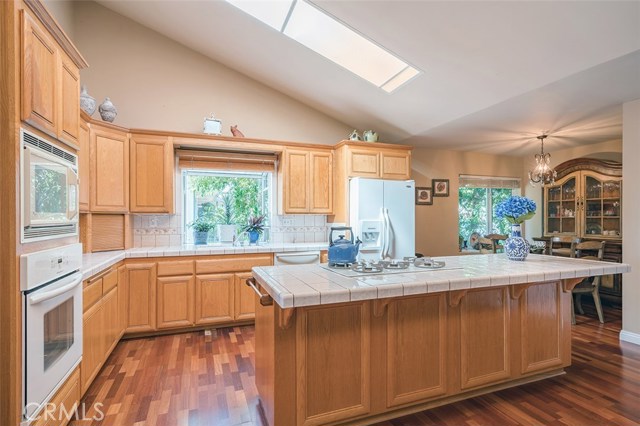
(282, 218), (294, 226)
(149, 216), (158, 228)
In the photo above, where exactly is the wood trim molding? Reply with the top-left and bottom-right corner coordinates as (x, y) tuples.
(23, 0), (88, 68)
(562, 278), (584, 293)
(555, 158), (622, 179)
(448, 290), (468, 307)
(333, 140), (414, 150)
(510, 283), (533, 300)
(373, 298), (391, 317)
(279, 308), (296, 330)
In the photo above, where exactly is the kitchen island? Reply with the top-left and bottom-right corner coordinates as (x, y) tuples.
(250, 254), (630, 426)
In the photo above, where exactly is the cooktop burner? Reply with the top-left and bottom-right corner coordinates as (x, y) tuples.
(320, 257), (457, 278)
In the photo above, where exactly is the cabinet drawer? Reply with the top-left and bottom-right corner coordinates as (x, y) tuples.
(158, 260), (194, 276)
(102, 268), (118, 293)
(196, 254), (273, 274)
(83, 278), (103, 312)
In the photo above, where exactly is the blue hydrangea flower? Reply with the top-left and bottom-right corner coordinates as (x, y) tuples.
(495, 196), (536, 224)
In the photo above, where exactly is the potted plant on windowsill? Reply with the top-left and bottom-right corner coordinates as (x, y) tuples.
(242, 215), (266, 245)
(215, 193), (237, 243)
(188, 217), (214, 245)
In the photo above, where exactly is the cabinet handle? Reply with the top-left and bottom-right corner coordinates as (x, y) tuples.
(246, 277), (273, 306)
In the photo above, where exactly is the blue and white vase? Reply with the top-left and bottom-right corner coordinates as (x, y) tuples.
(505, 224), (529, 261)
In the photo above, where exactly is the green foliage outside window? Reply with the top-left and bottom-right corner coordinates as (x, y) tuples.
(458, 187), (514, 244)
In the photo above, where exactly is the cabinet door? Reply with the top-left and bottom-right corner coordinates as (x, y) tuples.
(195, 274), (234, 325)
(157, 275), (194, 329)
(102, 286), (119, 356)
(117, 264), (127, 338)
(124, 263), (156, 333)
(234, 272), (255, 321)
(81, 300), (104, 395)
(347, 148), (379, 178)
(21, 10), (58, 137)
(58, 54), (80, 145)
(380, 150), (411, 180)
(544, 173), (577, 237)
(130, 135), (174, 213)
(78, 121), (90, 212)
(309, 151), (333, 213)
(90, 125), (129, 212)
(283, 149), (309, 213)
(582, 171), (622, 239)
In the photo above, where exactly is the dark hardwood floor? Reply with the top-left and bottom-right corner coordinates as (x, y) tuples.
(72, 304), (640, 426)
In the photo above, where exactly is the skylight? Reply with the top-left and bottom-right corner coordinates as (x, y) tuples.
(224, 0), (420, 92)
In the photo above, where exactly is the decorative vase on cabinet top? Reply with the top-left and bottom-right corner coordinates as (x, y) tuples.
(505, 224), (529, 261)
(80, 85), (96, 116)
(99, 97), (117, 122)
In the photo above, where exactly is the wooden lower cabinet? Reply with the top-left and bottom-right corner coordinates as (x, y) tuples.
(124, 262), (157, 333)
(235, 272), (256, 321)
(102, 286), (119, 355)
(81, 298), (104, 395)
(256, 281), (572, 426)
(30, 368), (80, 426)
(195, 273), (235, 325)
(157, 275), (195, 329)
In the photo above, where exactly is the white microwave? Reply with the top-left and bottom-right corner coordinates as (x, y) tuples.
(20, 129), (79, 242)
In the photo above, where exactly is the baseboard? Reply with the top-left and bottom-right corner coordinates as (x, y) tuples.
(620, 330), (640, 346)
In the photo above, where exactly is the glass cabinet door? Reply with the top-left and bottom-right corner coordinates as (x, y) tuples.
(545, 175), (577, 236)
(583, 173), (621, 239)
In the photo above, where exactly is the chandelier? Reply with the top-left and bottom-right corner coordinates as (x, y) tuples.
(528, 134), (557, 186)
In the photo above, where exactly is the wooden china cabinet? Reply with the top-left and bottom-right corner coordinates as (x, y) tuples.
(543, 158), (623, 300)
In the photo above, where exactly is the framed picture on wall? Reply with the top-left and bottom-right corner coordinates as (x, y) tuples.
(416, 187), (433, 205)
(432, 179), (450, 197)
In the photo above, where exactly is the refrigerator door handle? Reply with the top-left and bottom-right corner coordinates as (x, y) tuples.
(383, 208), (391, 259)
(380, 208), (386, 260)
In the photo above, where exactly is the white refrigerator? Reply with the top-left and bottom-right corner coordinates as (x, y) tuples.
(349, 178), (415, 262)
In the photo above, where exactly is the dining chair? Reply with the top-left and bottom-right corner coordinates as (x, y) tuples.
(570, 241), (606, 324)
(485, 234), (507, 253)
(549, 236), (581, 257)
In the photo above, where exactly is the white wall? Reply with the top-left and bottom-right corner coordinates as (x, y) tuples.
(69, 1), (351, 144)
(621, 99), (640, 345)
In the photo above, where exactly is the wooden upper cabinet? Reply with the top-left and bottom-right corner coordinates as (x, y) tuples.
(130, 134), (174, 213)
(309, 151), (333, 213)
(280, 148), (333, 214)
(21, 10), (82, 145)
(380, 150), (411, 180)
(21, 10), (58, 137)
(58, 54), (80, 145)
(347, 148), (380, 178)
(90, 124), (129, 212)
(78, 120), (90, 212)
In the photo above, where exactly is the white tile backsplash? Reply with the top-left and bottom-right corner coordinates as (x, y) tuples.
(132, 213), (329, 247)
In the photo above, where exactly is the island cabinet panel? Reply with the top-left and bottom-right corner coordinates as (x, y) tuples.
(130, 134), (174, 213)
(519, 282), (569, 374)
(90, 125), (129, 212)
(296, 302), (371, 426)
(21, 10), (58, 137)
(195, 273), (235, 325)
(385, 294), (447, 407)
(459, 287), (511, 390)
(123, 263), (157, 333)
(157, 275), (194, 329)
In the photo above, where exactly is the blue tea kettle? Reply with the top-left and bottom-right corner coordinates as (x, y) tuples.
(328, 227), (362, 265)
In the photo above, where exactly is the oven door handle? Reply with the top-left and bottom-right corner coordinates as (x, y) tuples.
(28, 273), (83, 305)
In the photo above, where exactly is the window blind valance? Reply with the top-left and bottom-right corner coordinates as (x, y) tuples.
(176, 149), (277, 172)
(459, 175), (521, 189)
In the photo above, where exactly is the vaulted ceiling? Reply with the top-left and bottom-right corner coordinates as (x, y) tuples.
(97, 0), (640, 155)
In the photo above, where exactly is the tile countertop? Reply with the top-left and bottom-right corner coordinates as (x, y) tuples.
(252, 254), (631, 309)
(81, 243), (328, 280)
